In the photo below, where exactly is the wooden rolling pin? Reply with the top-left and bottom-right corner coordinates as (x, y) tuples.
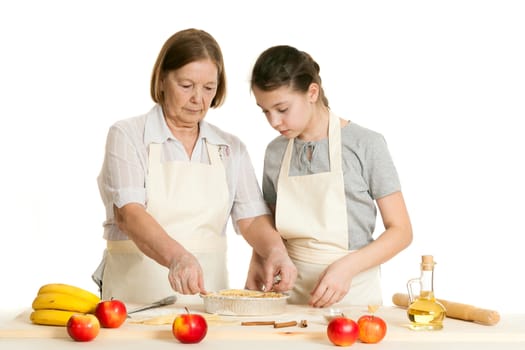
(392, 293), (500, 326)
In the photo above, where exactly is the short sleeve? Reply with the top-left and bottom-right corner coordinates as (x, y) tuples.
(99, 124), (147, 209)
(229, 140), (271, 232)
(261, 137), (288, 207)
(362, 133), (401, 200)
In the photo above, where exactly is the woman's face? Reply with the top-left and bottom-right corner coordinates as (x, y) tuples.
(161, 59), (218, 127)
(253, 84), (317, 139)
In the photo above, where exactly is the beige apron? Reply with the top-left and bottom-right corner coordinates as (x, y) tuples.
(275, 112), (382, 306)
(101, 141), (230, 304)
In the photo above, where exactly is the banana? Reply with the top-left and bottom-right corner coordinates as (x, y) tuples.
(32, 292), (98, 313)
(37, 283), (100, 305)
(30, 309), (78, 326)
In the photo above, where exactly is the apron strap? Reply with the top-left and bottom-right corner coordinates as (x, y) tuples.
(328, 112), (342, 172)
(285, 239), (349, 265)
(107, 236), (226, 254)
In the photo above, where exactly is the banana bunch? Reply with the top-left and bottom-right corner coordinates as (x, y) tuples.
(30, 283), (101, 326)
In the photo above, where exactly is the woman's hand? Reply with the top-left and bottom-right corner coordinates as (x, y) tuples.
(115, 203), (207, 295)
(168, 252), (206, 295)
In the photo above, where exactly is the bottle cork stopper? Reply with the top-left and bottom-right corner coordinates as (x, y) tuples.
(421, 255), (435, 270)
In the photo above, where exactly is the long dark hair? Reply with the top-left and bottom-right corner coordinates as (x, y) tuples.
(251, 45), (328, 107)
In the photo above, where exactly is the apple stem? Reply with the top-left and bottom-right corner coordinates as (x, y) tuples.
(185, 306), (190, 314)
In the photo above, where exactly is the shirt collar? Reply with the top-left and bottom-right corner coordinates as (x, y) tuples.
(143, 104), (231, 147)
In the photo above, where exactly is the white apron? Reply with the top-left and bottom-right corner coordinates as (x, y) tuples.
(275, 112), (382, 306)
(101, 141), (230, 304)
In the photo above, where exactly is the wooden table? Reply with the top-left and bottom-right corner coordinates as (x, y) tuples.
(1, 303), (524, 349)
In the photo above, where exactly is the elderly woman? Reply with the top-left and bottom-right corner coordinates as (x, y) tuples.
(93, 29), (296, 304)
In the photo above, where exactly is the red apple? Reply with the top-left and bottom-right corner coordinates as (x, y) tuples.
(95, 299), (127, 328)
(66, 314), (100, 342)
(172, 307), (207, 344)
(327, 316), (359, 347)
(357, 314), (387, 344)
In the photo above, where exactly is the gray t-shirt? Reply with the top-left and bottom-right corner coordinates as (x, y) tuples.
(262, 121), (401, 250)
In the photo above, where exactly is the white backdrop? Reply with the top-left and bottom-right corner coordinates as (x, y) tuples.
(1, 1), (524, 320)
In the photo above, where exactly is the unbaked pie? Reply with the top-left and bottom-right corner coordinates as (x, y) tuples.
(210, 289), (285, 298)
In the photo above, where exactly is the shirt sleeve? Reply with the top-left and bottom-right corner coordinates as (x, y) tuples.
(362, 132), (401, 200)
(99, 124), (147, 209)
(262, 145), (278, 207)
(230, 141), (271, 232)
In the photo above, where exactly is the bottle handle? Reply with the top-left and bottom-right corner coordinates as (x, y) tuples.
(406, 278), (421, 304)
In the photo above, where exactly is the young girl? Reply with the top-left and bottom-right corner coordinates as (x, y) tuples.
(246, 45), (412, 308)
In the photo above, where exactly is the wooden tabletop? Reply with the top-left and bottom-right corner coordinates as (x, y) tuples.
(1, 303), (524, 349)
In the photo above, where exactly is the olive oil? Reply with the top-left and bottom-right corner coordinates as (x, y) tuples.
(407, 291), (446, 330)
(406, 255), (446, 330)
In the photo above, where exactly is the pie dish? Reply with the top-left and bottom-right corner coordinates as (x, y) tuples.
(201, 289), (289, 316)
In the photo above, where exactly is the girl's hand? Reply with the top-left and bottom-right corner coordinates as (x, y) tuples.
(245, 249), (297, 293)
(309, 256), (353, 308)
(244, 250), (266, 291)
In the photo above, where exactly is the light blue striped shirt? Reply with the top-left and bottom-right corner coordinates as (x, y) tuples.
(98, 104), (270, 240)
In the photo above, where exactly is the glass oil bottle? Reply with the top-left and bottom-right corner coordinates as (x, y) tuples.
(406, 255), (446, 330)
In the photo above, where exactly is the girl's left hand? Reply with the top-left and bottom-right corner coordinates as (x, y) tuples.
(309, 257), (353, 308)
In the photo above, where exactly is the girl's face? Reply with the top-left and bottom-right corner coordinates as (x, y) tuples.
(253, 84), (318, 139)
(161, 59), (218, 127)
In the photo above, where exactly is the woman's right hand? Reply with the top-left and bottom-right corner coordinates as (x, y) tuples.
(114, 203), (207, 295)
(168, 252), (206, 295)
